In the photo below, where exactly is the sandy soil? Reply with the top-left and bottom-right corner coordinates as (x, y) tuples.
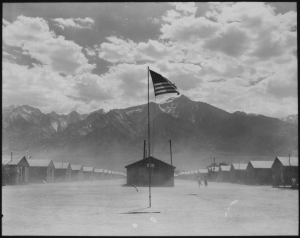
(2, 179), (299, 236)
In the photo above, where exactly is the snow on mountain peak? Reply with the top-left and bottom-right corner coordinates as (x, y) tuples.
(160, 97), (176, 104)
(98, 109), (108, 114)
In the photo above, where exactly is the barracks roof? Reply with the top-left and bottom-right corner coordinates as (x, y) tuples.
(2, 156), (29, 167)
(70, 164), (82, 170)
(276, 157), (298, 167)
(199, 169), (208, 173)
(53, 162), (70, 169)
(125, 156), (176, 169)
(248, 161), (273, 169)
(83, 166), (94, 172)
(231, 163), (248, 170)
(220, 166), (231, 172)
(27, 159), (54, 167)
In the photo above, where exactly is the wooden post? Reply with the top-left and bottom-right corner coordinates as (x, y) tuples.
(148, 66), (151, 208)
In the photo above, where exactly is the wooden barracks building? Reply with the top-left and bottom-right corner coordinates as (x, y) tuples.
(2, 155), (30, 185)
(28, 159), (55, 183)
(53, 162), (71, 182)
(125, 156), (176, 187)
(272, 157), (298, 186)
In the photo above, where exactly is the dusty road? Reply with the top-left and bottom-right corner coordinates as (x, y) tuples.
(2, 179), (299, 236)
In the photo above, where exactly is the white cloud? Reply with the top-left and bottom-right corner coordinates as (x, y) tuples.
(2, 3), (297, 118)
(204, 2), (297, 61)
(160, 15), (220, 42)
(74, 17), (94, 25)
(102, 63), (148, 101)
(153, 2), (297, 116)
(169, 2), (198, 15)
(2, 18), (10, 26)
(265, 60), (297, 99)
(85, 47), (96, 56)
(3, 15), (55, 46)
(3, 15), (95, 75)
(136, 40), (185, 62)
(148, 17), (160, 24)
(2, 61), (119, 114)
(2, 62), (73, 113)
(52, 17), (94, 29)
(98, 37), (186, 63)
(203, 25), (249, 57)
(162, 9), (182, 23)
(98, 36), (137, 63)
(70, 73), (117, 102)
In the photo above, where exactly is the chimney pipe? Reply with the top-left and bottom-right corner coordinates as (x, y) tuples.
(169, 140), (173, 166)
(143, 140), (146, 159)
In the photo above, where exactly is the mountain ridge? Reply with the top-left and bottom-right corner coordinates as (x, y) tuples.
(2, 95), (298, 170)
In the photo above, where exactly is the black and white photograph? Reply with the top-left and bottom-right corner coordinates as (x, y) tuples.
(2, 2), (298, 236)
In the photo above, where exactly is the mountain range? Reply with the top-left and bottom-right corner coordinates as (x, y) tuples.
(2, 95), (298, 171)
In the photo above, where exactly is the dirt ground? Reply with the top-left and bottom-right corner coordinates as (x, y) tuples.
(2, 179), (299, 236)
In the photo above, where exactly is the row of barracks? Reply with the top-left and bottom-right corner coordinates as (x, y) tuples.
(2, 155), (126, 186)
(177, 157), (298, 187)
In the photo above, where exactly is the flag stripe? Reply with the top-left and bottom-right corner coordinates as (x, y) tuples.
(154, 85), (177, 90)
(150, 69), (179, 97)
(155, 89), (179, 94)
(155, 90), (178, 96)
(153, 82), (172, 86)
(155, 89), (179, 95)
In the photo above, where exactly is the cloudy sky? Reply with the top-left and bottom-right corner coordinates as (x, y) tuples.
(2, 2), (297, 118)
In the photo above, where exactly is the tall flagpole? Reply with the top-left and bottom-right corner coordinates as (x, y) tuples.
(148, 66), (151, 207)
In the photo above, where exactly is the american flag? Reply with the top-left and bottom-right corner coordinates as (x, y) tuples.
(149, 70), (180, 96)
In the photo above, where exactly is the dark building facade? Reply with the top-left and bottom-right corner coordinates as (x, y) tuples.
(53, 162), (71, 182)
(217, 166), (231, 182)
(246, 161), (273, 185)
(103, 170), (108, 180)
(94, 169), (104, 180)
(70, 164), (83, 181)
(208, 166), (219, 181)
(272, 157), (298, 186)
(125, 156), (176, 187)
(230, 163), (247, 184)
(83, 166), (94, 181)
(2, 156), (30, 185)
(107, 170), (112, 180)
(28, 159), (55, 183)
(198, 169), (208, 181)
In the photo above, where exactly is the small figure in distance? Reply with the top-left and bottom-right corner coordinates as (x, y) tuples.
(204, 176), (208, 188)
(272, 174), (276, 188)
(197, 176), (202, 188)
(291, 176), (296, 190)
